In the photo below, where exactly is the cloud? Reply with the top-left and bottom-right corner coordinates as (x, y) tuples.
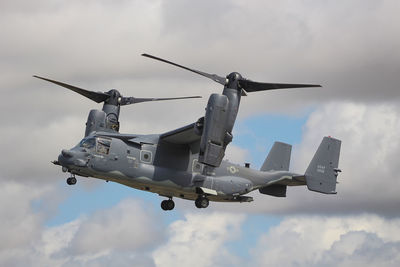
(225, 144), (250, 165)
(158, 0), (400, 107)
(153, 212), (245, 267)
(52, 213), (400, 267)
(2, 0), (400, 130)
(213, 102), (400, 217)
(290, 102), (400, 216)
(1, 179), (399, 267)
(66, 199), (163, 256)
(0, 182), (47, 250)
(252, 214), (400, 267)
(0, 180), (64, 266)
(0, 116), (83, 181)
(0, 198), (162, 267)
(1, 1), (400, 266)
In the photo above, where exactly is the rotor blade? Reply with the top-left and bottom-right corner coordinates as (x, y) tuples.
(142, 53), (227, 85)
(120, 95), (202, 105)
(33, 75), (110, 103)
(239, 79), (321, 92)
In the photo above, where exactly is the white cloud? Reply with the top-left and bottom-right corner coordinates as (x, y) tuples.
(0, 198), (162, 267)
(225, 144), (250, 165)
(153, 212), (245, 267)
(2, 0), (400, 130)
(1, 1), (400, 266)
(252, 215), (400, 267)
(212, 102), (400, 216)
(0, 180), (64, 266)
(0, 116), (83, 181)
(1, 182), (400, 267)
(290, 102), (400, 215)
(0, 182), (41, 248)
(40, 220), (81, 259)
(66, 199), (163, 256)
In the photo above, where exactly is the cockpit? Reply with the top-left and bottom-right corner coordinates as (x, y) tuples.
(78, 137), (111, 155)
(79, 137), (96, 149)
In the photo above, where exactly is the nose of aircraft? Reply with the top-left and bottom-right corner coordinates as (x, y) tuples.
(61, 149), (73, 158)
(58, 149), (89, 168)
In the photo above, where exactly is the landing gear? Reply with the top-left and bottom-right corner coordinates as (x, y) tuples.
(195, 195), (209, 209)
(66, 176), (77, 185)
(161, 199), (175, 211)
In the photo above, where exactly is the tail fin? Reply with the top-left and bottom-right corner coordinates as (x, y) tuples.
(305, 137), (341, 194)
(261, 142), (292, 171)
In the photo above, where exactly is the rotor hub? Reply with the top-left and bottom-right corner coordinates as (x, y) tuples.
(105, 89), (121, 105)
(226, 72), (242, 90)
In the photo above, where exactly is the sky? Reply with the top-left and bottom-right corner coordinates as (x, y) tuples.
(1, 0), (400, 266)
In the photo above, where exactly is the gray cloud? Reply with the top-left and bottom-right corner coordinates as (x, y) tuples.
(153, 212), (245, 267)
(252, 215), (400, 267)
(1, 0), (399, 144)
(0, 197), (162, 267)
(156, 0), (400, 106)
(1, 1), (400, 265)
(5, 208), (399, 267)
(0, 180), (64, 266)
(318, 231), (400, 267)
(207, 102), (400, 217)
(1, 0), (399, 214)
(2, 0), (400, 128)
(66, 199), (163, 255)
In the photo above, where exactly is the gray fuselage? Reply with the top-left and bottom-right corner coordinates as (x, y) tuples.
(58, 134), (304, 203)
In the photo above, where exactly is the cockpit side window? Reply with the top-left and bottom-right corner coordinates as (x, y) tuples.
(79, 137), (96, 149)
(96, 137), (111, 155)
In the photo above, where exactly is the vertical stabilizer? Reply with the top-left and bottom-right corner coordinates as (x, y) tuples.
(261, 142), (292, 171)
(305, 137), (341, 194)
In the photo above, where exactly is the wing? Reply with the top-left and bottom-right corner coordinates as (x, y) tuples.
(160, 122), (200, 145)
(96, 122), (200, 146)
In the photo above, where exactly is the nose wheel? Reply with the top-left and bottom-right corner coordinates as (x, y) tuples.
(66, 176), (77, 185)
(195, 195), (209, 209)
(161, 198), (175, 211)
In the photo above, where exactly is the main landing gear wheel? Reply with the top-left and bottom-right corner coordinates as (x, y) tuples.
(66, 177), (77, 185)
(195, 196), (209, 209)
(161, 199), (175, 211)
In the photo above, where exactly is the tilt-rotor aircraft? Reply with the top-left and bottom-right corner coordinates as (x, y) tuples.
(35, 54), (341, 211)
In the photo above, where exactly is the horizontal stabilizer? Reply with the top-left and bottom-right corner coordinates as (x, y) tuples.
(261, 142), (292, 171)
(305, 137), (341, 194)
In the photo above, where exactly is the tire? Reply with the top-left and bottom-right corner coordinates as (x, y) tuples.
(166, 200), (175, 210)
(195, 198), (202, 208)
(161, 200), (169, 211)
(66, 177), (76, 185)
(200, 197), (209, 208)
(195, 196), (209, 208)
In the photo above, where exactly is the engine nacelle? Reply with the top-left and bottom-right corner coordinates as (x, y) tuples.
(85, 109), (107, 136)
(199, 94), (231, 167)
(85, 106), (121, 137)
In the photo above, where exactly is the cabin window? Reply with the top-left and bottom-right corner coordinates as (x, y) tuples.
(79, 137), (96, 149)
(96, 137), (111, 155)
(140, 150), (152, 163)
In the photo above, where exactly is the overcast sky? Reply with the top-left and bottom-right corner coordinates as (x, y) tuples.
(1, 0), (400, 266)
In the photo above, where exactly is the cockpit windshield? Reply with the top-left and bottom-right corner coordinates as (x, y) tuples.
(78, 137), (111, 154)
(79, 137), (96, 149)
